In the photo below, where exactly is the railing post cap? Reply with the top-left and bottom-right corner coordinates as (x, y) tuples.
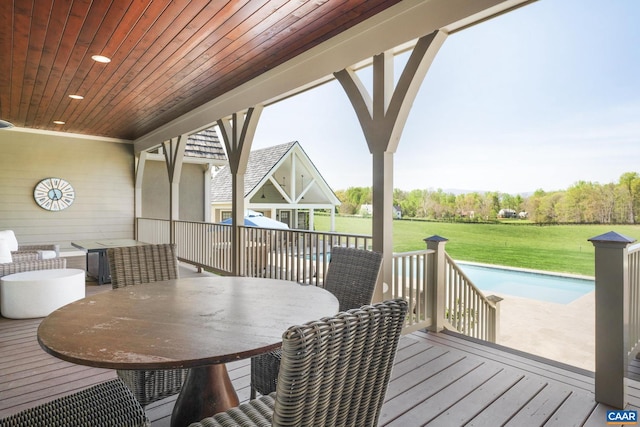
(424, 235), (448, 243)
(588, 231), (636, 245)
(486, 295), (504, 305)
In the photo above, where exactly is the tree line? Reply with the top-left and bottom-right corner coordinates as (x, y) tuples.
(334, 172), (640, 224)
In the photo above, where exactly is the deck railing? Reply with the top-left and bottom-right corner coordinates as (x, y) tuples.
(443, 254), (501, 342)
(240, 226), (372, 284)
(136, 218), (371, 281)
(135, 218), (497, 340)
(390, 250), (433, 333)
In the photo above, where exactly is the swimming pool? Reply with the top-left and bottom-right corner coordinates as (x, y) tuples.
(458, 263), (594, 304)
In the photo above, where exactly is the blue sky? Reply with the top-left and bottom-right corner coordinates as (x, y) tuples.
(252, 0), (640, 195)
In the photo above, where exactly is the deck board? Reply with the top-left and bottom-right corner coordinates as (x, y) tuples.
(430, 369), (525, 426)
(466, 376), (548, 426)
(420, 331), (595, 392)
(545, 390), (599, 427)
(503, 384), (573, 426)
(3, 269), (640, 426)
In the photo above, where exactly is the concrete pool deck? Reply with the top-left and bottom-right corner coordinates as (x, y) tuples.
(487, 289), (595, 372)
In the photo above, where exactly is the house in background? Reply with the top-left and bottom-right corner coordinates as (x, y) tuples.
(211, 141), (340, 231)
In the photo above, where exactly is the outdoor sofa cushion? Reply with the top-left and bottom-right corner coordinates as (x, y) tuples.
(0, 230), (18, 252)
(0, 240), (11, 264)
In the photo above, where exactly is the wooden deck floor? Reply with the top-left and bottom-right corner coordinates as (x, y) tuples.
(3, 276), (640, 426)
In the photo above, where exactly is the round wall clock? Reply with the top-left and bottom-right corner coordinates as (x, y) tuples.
(34, 178), (75, 211)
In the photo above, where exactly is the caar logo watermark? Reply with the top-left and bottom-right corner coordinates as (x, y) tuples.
(607, 410), (638, 425)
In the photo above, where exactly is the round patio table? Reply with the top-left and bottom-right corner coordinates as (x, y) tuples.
(37, 276), (339, 427)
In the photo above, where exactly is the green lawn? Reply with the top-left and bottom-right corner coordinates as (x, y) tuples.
(313, 215), (640, 276)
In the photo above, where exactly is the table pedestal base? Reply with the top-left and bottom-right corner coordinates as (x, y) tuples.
(171, 364), (239, 427)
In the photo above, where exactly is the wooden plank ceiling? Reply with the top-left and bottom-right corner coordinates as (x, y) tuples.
(0, 0), (401, 140)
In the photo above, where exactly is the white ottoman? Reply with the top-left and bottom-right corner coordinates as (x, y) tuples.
(0, 269), (86, 319)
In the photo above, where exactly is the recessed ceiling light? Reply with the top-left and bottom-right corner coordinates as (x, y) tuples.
(53, 120), (65, 125)
(91, 55), (111, 63)
(69, 94), (84, 100)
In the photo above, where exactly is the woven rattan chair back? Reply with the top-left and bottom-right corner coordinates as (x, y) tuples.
(249, 246), (383, 399)
(274, 299), (407, 426)
(0, 378), (149, 427)
(106, 243), (186, 407)
(107, 243), (179, 289)
(323, 246), (383, 311)
(190, 299), (408, 427)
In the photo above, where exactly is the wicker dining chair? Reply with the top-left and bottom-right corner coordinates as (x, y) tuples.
(107, 243), (188, 407)
(0, 378), (149, 427)
(189, 299), (408, 427)
(250, 246), (383, 399)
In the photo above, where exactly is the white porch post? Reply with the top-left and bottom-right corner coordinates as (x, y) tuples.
(203, 164), (212, 222)
(308, 209), (315, 231)
(589, 231), (636, 409)
(217, 106), (263, 275)
(134, 151), (148, 240)
(335, 30), (447, 302)
(162, 135), (188, 244)
(330, 209), (336, 232)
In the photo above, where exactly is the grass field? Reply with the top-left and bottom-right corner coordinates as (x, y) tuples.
(313, 215), (640, 276)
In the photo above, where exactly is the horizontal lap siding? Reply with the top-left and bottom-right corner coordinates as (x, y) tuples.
(0, 131), (134, 246)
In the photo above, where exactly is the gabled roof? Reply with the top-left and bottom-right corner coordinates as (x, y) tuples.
(211, 141), (339, 207)
(211, 142), (296, 201)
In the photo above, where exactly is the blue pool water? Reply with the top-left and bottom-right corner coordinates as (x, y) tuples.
(458, 263), (594, 304)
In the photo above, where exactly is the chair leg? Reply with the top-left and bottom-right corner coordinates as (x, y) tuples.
(250, 384), (256, 400)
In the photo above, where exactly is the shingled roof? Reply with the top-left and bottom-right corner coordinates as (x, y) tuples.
(211, 141), (296, 202)
(185, 128), (226, 160)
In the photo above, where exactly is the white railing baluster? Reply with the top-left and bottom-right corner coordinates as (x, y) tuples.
(441, 253), (499, 342)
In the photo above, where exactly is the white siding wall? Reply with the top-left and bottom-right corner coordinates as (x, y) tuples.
(0, 130), (134, 246)
(141, 160), (205, 222)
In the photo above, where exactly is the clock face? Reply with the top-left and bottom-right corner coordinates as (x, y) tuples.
(34, 178), (75, 211)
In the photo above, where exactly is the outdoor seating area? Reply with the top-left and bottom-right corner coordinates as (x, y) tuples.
(2, 225), (640, 426)
(4, 294), (640, 426)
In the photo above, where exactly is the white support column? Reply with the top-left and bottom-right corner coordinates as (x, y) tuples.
(203, 164), (213, 222)
(134, 152), (148, 219)
(309, 209), (315, 231)
(589, 231), (636, 409)
(134, 151), (148, 240)
(335, 30), (447, 303)
(162, 135), (188, 244)
(217, 105), (264, 276)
